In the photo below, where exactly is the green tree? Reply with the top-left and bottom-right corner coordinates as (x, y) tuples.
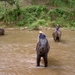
(0, 0), (16, 23)
(0, 0), (20, 23)
(0, 0), (15, 5)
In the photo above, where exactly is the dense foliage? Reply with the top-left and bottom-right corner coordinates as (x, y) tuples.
(0, 0), (75, 29)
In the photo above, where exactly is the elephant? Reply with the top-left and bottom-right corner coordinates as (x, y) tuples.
(36, 39), (50, 67)
(0, 28), (4, 35)
(52, 31), (61, 42)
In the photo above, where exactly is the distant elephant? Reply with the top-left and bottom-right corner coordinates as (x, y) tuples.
(52, 31), (61, 42)
(0, 28), (4, 35)
(36, 39), (50, 67)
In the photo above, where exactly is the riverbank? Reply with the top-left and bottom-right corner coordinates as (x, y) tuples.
(1, 26), (75, 31)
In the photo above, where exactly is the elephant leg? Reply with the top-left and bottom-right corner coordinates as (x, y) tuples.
(58, 35), (60, 42)
(53, 35), (56, 42)
(54, 37), (56, 41)
(54, 37), (57, 42)
(43, 55), (48, 67)
(59, 35), (61, 42)
(37, 55), (41, 67)
(58, 38), (60, 42)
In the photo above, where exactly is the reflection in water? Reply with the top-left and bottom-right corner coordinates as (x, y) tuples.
(0, 29), (75, 75)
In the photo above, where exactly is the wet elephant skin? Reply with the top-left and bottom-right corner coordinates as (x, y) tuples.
(0, 28), (4, 35)
(36, 39), (50, 67)
(52, 31), (61, 42)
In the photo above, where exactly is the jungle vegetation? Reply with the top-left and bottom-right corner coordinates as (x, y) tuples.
(0, 0), (75, 29)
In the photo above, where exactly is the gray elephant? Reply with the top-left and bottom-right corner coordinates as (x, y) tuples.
(52, 31), (61, 42)
(36, 39), (50, 67)
(0, 28), (4, 35)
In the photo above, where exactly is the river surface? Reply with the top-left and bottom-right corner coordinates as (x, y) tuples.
(0, 28), (75, 75)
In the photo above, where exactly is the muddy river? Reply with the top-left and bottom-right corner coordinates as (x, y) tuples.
(0, 28), (75, 75)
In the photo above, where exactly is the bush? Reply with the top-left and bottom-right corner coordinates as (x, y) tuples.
(0, 4), (75, 28)
(0, 7), (5, 20)
(28, 19), (46, 30)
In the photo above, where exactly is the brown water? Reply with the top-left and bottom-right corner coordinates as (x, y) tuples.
(0, 28), (75, 75)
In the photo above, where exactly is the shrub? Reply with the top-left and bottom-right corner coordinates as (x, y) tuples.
(28, 19), (46, 30)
